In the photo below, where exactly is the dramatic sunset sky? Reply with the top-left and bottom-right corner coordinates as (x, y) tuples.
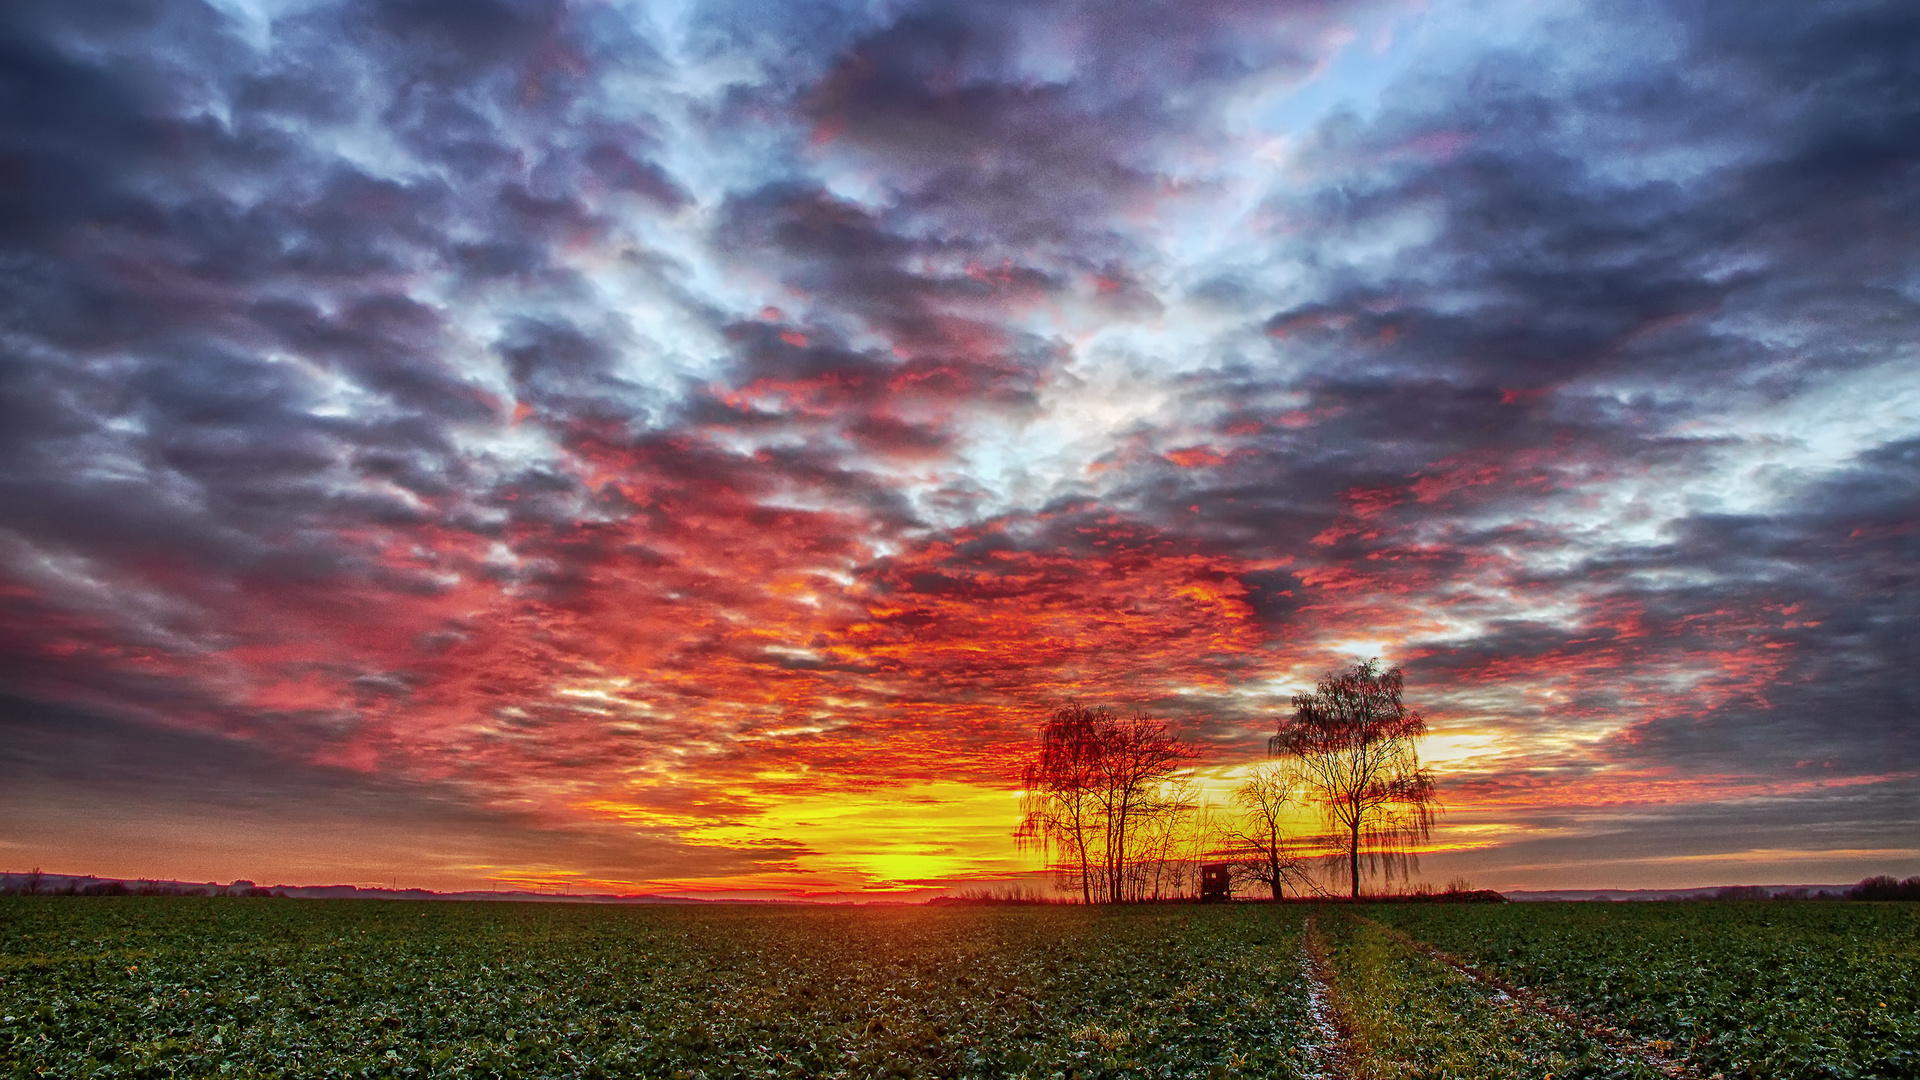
(2, 0), (1916, 898)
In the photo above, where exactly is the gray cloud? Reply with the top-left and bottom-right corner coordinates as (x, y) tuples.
(1, 0), (1915, 888)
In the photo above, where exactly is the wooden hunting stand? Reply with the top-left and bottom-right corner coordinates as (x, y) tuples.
(1200, 862), (1230, 903)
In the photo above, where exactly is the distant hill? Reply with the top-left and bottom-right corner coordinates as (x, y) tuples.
(1503, 885), (1855, 902)
(0, 872), (788, 903)
(6, 871), (1893, 904)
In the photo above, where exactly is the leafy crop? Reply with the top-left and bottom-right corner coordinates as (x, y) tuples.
(0, 898), (1319, 1079)
(15, 896), (1905, 1079)
(1371, 901), (1920, 1080)
(1310, 909), (1667, 1080)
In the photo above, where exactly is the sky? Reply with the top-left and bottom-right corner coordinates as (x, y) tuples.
(1, 0), (1916, 899)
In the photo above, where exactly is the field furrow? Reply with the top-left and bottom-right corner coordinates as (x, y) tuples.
(1298, 914), (1355, 1080)
(1370, 901), (1920, 1080)
(1310, 908), (1674, 1080)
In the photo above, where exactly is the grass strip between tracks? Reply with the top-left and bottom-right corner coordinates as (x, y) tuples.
(1309, 907), (1672, 1080)
(1352, 914), (1705, 1080)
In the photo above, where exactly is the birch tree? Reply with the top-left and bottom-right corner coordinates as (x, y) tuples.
(1271, 660), (1438, 900)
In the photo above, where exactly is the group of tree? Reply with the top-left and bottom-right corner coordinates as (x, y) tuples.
(1018, 659), (1439, 902)
(0, 870), (281, 897)
(1015, 704), (1204, 903)
(1848, 875), (1920, 901)
(1709, 877), (1920, 901)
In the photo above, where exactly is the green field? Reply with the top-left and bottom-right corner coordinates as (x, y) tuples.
(1309, 907), (1670, 1080)
(1368, 900), (1920, 1080)
(0, 899), (1319, 1079)
(2, 898), (1915, 1079)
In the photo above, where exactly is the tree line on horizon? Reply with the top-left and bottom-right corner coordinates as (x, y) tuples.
(0, 872), (281, 897)
(1710, 877), (1920, 902)
(1016, 659), (1441, 903)
(1012, 659), (1920, 906)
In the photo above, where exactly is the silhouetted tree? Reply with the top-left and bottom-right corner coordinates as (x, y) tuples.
(1092, 710), (1196, 903)
(1850, 875), (1920, 901)
(1271, 660), (1438, 900)
(1017, 702), (1106, 904)
(1017, 703), (1196, 903)
(1227, 763), (1311, 900)
(1125, 774), (1206, 901)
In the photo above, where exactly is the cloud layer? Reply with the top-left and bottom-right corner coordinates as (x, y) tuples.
(1, 0), (1915, 893)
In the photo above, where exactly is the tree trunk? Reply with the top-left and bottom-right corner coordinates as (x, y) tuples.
(1077, 829), (1092, 905)
(1349, 818), (1361, 901)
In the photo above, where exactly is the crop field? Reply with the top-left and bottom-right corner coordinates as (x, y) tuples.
(1308, 907), (1671, 1080)
(0, 899), (1320, 1079)
(1369, 900), (1920, 1080)
(3, 898), (1916, 1080)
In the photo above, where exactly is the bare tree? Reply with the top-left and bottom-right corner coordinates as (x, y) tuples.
(1091, 710), (1195, 903)
(1017, 703), (1197, 903)
(1226, 763), (1310, 900)
(1125, 774), (1205, 901)
(1016, 702), (1106, 904)
(1271, 660), (1438, 900)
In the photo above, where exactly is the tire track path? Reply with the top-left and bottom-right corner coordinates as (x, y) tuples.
(1298, 914), (1354, 1080)
(1356, 914), (1707, 1080)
